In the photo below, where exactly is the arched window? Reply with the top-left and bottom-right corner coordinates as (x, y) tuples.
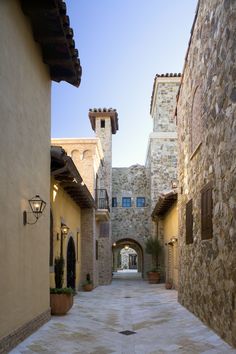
(191, 86), (203, 153)
(82, 149), (92, 159)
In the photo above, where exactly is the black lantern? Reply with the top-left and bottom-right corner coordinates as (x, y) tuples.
(23, 195), (46, 225)
(61, 223), (70, 237)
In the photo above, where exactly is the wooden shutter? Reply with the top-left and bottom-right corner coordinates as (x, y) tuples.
(99, 222), (109, 238)
(186, 199), (193, 244)
(201, 182), (213, 240)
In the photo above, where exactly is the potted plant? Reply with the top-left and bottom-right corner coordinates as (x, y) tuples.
(82, 273), (93, 292)
(50, 256), (74, 315)
(165, 279), (173, 289)
(145, 237), (163, 284)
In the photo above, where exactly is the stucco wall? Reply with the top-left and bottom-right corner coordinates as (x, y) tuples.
(177, 0), (236, 347)
(0, 0), (50, 341)
(50, 179), (82, 290)
(162, 203), (178, 288)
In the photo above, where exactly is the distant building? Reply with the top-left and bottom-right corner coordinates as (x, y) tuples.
(176, 0), (236, 347)
(112, 74), (181, 278)
(52, 108), (119, 285)
(50, 146), (95, 291)
(0, 1), (81, 351)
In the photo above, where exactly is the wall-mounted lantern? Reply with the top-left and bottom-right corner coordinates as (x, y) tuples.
(60, 223), (69, 257)
(23, 195), (46, 225)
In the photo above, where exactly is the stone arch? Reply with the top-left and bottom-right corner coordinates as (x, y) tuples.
(82, 149), (92, 159)
(112, 238), (144, 277)
(71, 149), (81, 161)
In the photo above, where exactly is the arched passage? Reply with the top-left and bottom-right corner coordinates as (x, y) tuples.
(112, 238), (144, 278)
(67, 237), (76, 289)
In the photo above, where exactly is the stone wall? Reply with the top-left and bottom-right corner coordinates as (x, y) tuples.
(111, 165), (152, 275)
(177, 0), (236, 347)
(146, 77), (180, 211)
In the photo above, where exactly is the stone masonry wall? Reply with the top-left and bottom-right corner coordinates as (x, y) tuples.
(112, 165), (152, 275)
(177, 0), (236, 347)
(146, 78), (180, 211)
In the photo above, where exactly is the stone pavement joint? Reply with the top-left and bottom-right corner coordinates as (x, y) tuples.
(10, 278), (236, 354)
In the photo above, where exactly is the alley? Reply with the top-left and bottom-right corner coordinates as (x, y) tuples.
(11, 278), (235, 354)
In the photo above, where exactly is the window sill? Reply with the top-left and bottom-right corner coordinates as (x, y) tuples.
(190, 141), (202, 160)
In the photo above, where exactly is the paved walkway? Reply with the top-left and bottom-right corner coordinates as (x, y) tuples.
(11, 279), (236, 354)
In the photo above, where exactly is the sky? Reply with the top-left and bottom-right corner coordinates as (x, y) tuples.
(51, 0), (197, 167)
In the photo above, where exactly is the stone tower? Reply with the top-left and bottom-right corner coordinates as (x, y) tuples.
(146, 73), (181, 209)
(89, 108), (119, 284)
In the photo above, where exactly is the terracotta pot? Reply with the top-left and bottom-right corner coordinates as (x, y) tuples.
(147, 271), (160, 284)
(50, 293), (73, 315)
(83, 283), (93, 292)
(165, 282), (173, 289)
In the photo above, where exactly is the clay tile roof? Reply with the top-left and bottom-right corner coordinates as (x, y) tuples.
(151, 190), (177, 218)
(88, 108), (119, 134)
(150, 73), (181, 114)
(20, 0), (82, 87)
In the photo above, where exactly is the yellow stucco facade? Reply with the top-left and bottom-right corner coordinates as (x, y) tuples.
(50, 178), (82, 290)
(162, 202), (179, 288)
(0, 0), (50, 342)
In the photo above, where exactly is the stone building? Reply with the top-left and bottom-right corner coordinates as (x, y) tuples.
(112, 74), (181, 278)
(52, 108), (118, 285)
(0, 1), (81, 352)
(176, 0), (236, 347)
(152, 190), (178, 288)
(112, 165), (151, 275)
(50, 146), (95, 290)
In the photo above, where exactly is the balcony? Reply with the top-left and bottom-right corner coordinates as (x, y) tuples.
(95, 189), (110, 221)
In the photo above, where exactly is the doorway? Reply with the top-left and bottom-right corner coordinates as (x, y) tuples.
(67, 237), (76, 289)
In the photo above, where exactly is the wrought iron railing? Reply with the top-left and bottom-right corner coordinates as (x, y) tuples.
(95, 189), (110, 212)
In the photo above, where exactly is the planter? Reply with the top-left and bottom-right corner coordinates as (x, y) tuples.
(165, 282), (173, 290)
(83, 283), (93, 292)
(147, 271), (160, 284)
(50, 293), (73, 315)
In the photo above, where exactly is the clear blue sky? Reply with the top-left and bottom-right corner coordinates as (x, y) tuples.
(52, 0), (197, 167)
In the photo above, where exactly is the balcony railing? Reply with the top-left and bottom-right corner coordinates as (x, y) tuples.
(95, 189), (110, 212)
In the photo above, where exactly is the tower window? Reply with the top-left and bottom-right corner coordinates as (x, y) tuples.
(122, 197), (131, 208)
(101, 119), (105, 128)
(136, 197), (145, 207)
(112, 197), (117, 207)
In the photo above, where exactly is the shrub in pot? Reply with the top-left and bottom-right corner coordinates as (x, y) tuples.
(145, 237), (163, 284)
(82, 273), (93, 292)
(50, 256), (74, 315)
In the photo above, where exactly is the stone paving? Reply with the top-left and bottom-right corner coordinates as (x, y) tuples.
(11, 277), (236, 354)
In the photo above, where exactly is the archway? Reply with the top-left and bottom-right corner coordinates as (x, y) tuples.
(112, 238), (144, 278)
(67, 237), (76, 289)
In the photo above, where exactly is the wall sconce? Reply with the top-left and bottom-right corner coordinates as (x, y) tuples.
(112, 242), (117, 247)
(124, 245), (129, 250)
(171, 237), (178, 243)
(171, 180), (178, 189)
(61, 223), (70, 238)
(60, 223), (69, 258)
(23, 195), (46, 225)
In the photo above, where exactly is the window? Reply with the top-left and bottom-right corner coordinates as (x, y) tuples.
(101, 119), (105, 128)
(96, 240), (98, 260)
(136, 197), (145, 207)
(112, 197), (117, 207)
(99, 222), (109, 238)
(201, 182), (213, 240)
(186, 199), (193, 244)
(122, 197), (131, 207)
